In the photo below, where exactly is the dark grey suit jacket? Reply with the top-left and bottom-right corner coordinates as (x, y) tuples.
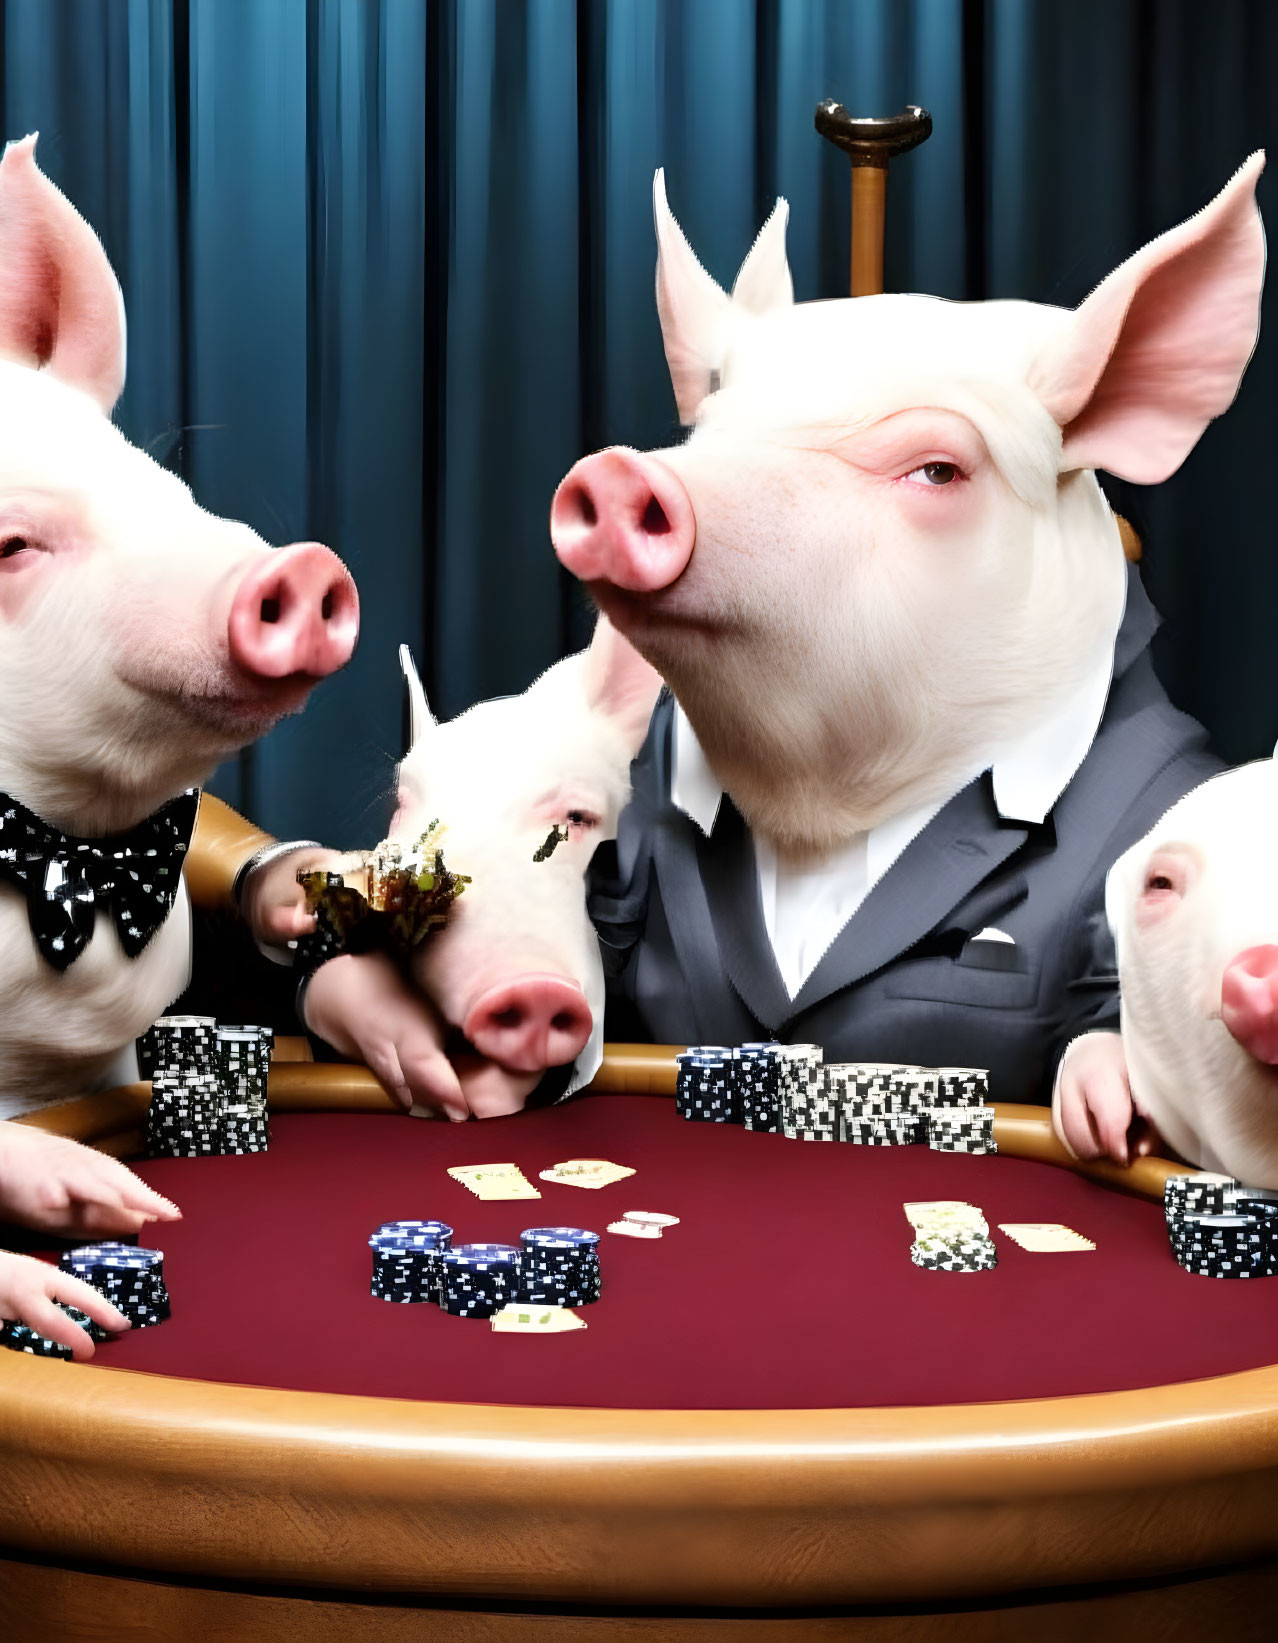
(589, 567), (1221, 1105)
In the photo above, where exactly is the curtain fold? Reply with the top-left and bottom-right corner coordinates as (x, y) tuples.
(0, 0), (1274, 843)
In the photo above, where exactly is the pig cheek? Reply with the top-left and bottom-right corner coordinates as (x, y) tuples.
(0, 552), (60, 621)
(1130, 906), (1221, 1024)
(1133, 890), (1182, 934)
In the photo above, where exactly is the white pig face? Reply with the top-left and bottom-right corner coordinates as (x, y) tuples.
(644, 294), (1123, 847)
(551, 161), (1265, 853)
(391, 617), (661, 1075)
(0, 136), (358, 833)
(1107, 760), (1278, 1183)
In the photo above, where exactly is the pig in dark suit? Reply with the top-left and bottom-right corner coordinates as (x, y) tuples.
(590, 566), (1220, 1104)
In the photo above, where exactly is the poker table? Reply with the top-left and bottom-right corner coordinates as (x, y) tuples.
(3, 1046), (1278, 1641)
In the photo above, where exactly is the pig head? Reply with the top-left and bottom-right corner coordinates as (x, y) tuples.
(1107, 760), (1278, 1188)
(390, 616), (661, 1090)
(552, 160), (1265, 856)
(0, 135), (359, 837)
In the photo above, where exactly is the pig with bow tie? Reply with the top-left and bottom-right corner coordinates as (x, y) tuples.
(0, 138), (359, 1357)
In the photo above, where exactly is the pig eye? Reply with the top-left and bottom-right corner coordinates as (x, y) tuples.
(1136, 847), (1195, 926)
(1137, 850), (1192, 918)
(0, 536), (32, 559)
(566, 809), (599, 833)
(903, 462), (960, 486)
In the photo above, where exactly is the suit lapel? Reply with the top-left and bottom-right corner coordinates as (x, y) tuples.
(644, 701), (764, 1041)
(790, 776), (1030, 1014)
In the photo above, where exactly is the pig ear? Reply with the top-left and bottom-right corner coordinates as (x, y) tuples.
(398, 644), (435, 752)
(729, 197), (794, 316)
(583, 613), (663, 754)
(1029, 152), (1266, 484)
(654, 169), (734, 424)
(0, 134), (126, 413)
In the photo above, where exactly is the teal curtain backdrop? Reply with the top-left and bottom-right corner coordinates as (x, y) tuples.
(0, 0), (1274, 843)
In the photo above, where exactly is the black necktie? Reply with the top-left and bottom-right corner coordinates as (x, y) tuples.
(0, 788), (200, 971)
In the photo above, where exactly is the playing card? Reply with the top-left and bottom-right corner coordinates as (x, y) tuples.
(998, 1222), (1095, 1252)
(904, 1200), (987, 1234)
(448, 1162), (514, 1181)
(490, 1304), (586, 1333)
(607, 1219), (662, 1239)
(471, 1177), (542, 1200)
(539, 1158), (636, 1189)
(624, 1211), (679, 1228)
(447, 1163), (541, 1200)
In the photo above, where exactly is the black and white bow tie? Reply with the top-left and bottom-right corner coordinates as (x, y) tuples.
(0, 787), (200, 971)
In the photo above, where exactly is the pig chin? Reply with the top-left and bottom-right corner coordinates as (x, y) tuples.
(125, 656), (319, 748)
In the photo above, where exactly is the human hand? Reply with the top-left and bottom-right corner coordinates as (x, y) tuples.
(303, 952), (543, 1121)
(304, 951), (471, 1120)
(0, 1249), (130, 1361)
(0, 1122), (180, 1237)
(1052, 1030), (1162, 1166)
(240, 845), (355, 946)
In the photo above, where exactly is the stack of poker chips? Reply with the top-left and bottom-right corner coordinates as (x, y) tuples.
(675, 1042), (994, 1152)
(735, 1043), (784, 1133)
(215, 1024), (273, 1153)
(371, 1223), (604, 1317)
(837, 1063), (927, 1146)
(439, 1243), (521, 1319)
(60, 1243), (170, 1327)
(369, 1220), (453, 1302)
(1164, 1173), (1278, 1279)
(141, 1015), (273, 1158)
(0, 1303), (108, 1359)
(144, 1016), (223, 1157)
(909, 1205), (999, 1273)
(518, 1227), (602, 1306)
(778, 1044), (832, 1140)
(922, 1067), (996, 1155)
(673, 1048), (738, 1123)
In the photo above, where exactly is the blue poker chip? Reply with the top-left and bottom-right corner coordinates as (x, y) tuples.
(443, 1243), (519, 1268)
(62, 1243), (163, 1273)
(520, 1227), (599, 1249)
(368, 1220), (452, 1250)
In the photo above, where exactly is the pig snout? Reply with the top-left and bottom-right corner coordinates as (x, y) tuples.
(1221, 945), (1278, 1065)
(228, 541), (359, 681)
(550, 448), (695, 593)
(463, 974), (593, 1073)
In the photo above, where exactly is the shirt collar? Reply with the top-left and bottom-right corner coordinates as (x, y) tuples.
(670, 588), (1122, 837)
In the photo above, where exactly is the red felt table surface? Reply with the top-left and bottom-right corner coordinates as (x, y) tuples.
(68, 1095), (1278, 1410)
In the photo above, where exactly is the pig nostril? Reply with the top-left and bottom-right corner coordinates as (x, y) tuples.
(321, 589), (334, 620)
(259, 596), (281, 625)
(493, 1007), (523, 1031)
(641, 495), (670, 536)
(573, 486), (597, 528)
(551, 1011), (577, 1032)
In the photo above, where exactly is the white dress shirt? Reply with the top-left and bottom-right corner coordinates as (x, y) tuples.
(670, 621), (1119, 1000)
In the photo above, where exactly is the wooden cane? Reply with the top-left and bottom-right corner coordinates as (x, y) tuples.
(814, 102), (932, 297)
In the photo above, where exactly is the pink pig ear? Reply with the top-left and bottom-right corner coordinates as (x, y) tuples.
(654, 172), (793, 424)
(583, 613), (663, 754)
(654, 169), (733, 425)
(0, 135), (126, 414)
(730, 197), (794, 316)
(1029, 152), (1265, 484)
